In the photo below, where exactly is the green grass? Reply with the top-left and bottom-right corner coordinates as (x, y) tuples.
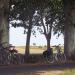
(59, 69), (75, 75)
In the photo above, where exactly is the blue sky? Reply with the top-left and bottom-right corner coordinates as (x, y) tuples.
(9, 27), (64, 46)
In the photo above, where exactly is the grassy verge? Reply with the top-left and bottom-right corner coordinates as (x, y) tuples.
(59, 69), (75, 75)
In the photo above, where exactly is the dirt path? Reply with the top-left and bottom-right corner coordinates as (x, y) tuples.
(0, 63), (75, 75)
(0, 70), (62, 75)
(11, 70), (62, 75)
(28, 70), (62, 75)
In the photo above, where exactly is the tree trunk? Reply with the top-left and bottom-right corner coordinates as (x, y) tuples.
(25, 16), (32, 56)
(47, 38), (50, 50)
(0, 0), (9, 46)
(64, 0), (75, 59)
(45, 34), (51, 51)
(0, 15), (9, 46)
(64, 25), (75, 58)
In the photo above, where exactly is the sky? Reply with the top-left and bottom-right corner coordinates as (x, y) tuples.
(9, 27), (64, 46)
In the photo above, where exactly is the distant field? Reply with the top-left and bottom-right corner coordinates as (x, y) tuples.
(15, 46), (64, 54)
(15, 46), (46, 54)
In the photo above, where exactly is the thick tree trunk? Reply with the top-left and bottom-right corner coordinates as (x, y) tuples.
(0, 0), (9, 46)
(25, 16), (32, 56)
(64, 0), (75, 59)
(64, 25), (75, 58)
(0, 16), (9, 46)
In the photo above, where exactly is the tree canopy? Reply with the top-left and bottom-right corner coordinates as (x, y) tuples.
(9, 0), (64, 34)
(9, 0), (65, 55)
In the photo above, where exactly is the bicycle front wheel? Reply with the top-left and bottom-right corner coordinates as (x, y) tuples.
(55, 53), (66, 63)
(61, 54), (66, 63)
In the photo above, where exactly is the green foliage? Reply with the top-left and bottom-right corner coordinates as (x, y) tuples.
(9, 0), (50, 21)
(52, 0), (65, 36)
(9, 0), (64, 35)
(9, 0), (51, 35)
(34, 0), (64, 38)
(9, 0), (65, 53)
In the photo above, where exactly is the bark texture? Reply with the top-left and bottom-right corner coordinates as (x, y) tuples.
(64, 0), (75, 59)
(0, 0), (9, 46)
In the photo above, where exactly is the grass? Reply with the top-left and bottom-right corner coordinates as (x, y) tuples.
(59, 69), (75, 75)
(15, 46), (64, 64)
(15, 46), (64, 54)
(15, 46), (45, 54)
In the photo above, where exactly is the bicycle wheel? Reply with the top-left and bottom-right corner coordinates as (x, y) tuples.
(43, 50), (54, 63)
(45, 55), (54, 63)
(55, 53), (66, 63)
(61, 54), (66, 63)
(7, 53), (11, 64)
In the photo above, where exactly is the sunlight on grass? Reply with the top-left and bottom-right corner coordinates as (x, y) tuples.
(59, 69), (75, 75)
(15, 46), (46, 54)
(6, 70), (62, 75)
(15, 46), (64, 54)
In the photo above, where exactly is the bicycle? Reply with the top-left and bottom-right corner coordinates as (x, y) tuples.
(43, 48), (54, 63)
(0, 43), (23, 65)
(43, 46), (66, 63)
(7, 45), (19, 64)
(54, 45), (66, 63)
(7, 44), (24, 64)
(0, 42), (10, 65)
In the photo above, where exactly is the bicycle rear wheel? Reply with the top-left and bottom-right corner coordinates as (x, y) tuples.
(45, 55), (54, 63)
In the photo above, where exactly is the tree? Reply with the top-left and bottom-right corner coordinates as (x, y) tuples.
(9, 0), (51, 56)
(0, 0), (9, 46)
(38, 7), (57, 50)
(10, 0), (64, 57)
(63, 0), (75, 59)
(10, 0), (36, 56)
(1, 0), (74, 60)
(34, 0), (64, 51)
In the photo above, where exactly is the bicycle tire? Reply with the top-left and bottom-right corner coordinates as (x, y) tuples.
(61, 54), (66, 63)
(45, 54), (54, 63)
(55, 53), (66, 63)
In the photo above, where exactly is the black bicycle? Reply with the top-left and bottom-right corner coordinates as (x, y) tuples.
(43, 48), (54, 63)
